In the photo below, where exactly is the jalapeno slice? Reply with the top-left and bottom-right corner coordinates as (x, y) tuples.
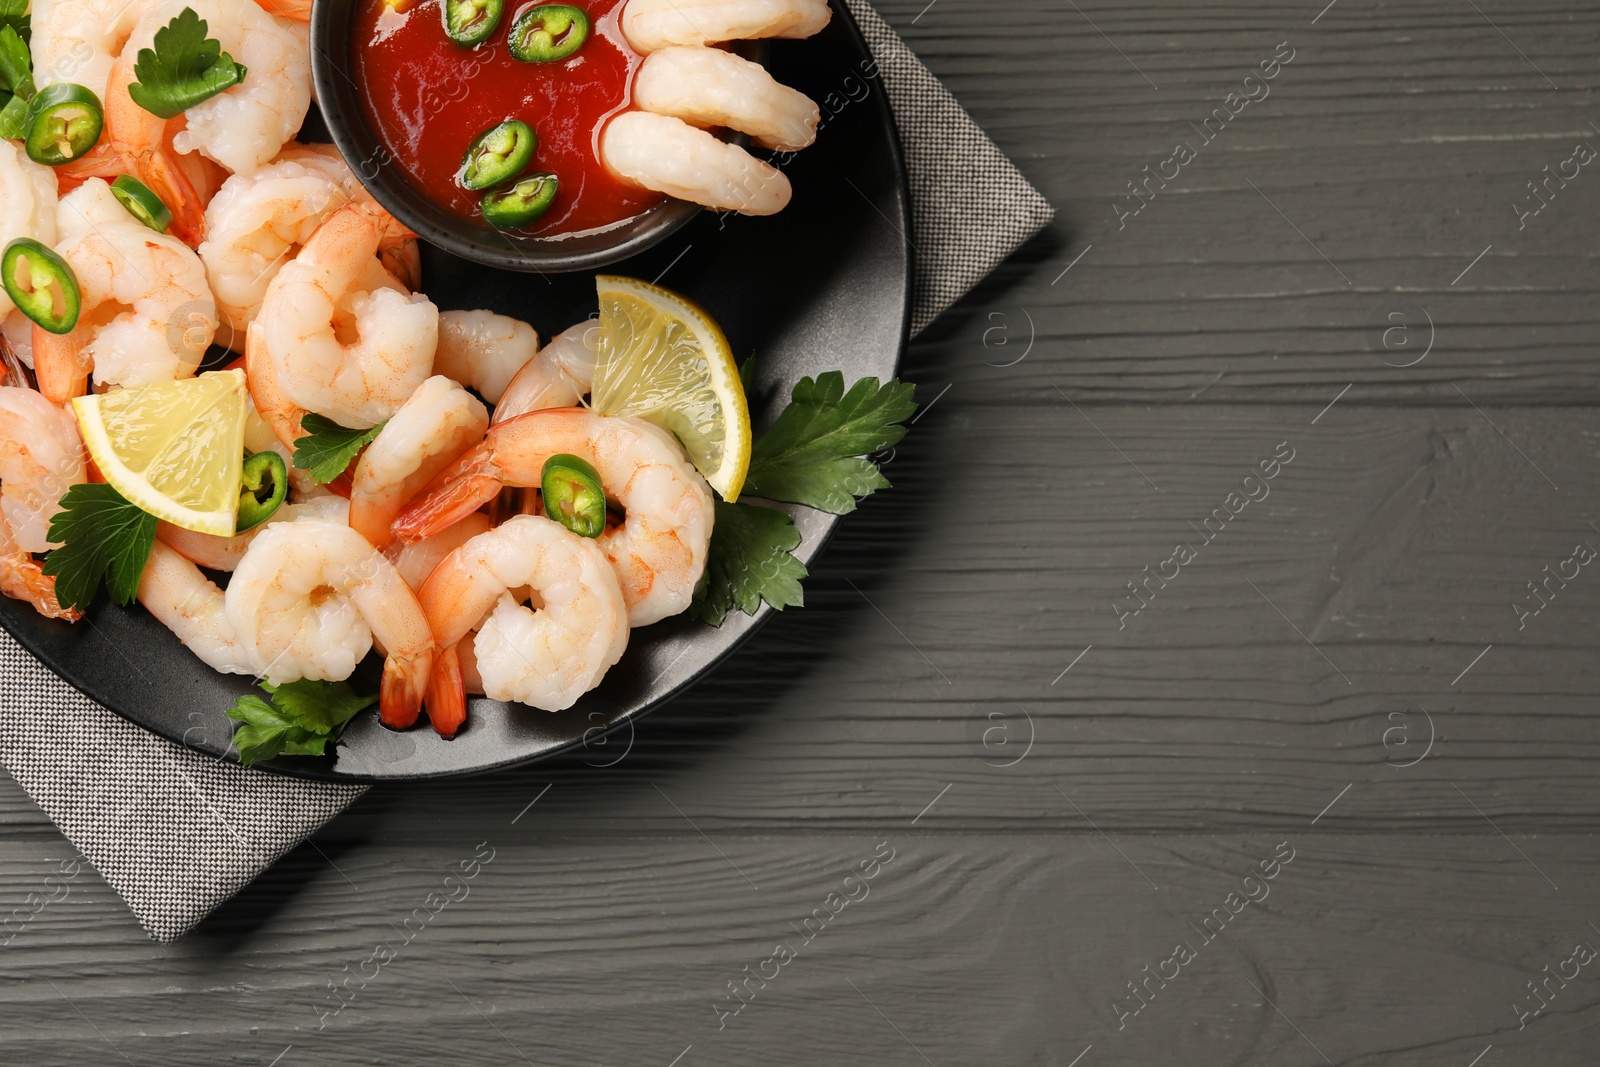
(481, 172), (559, 229)
(458, 119), (537, 191)
(236, 450), (288, 532)
(442, 0), (504, 44)
(2, 238), (81, 335)
(24, 83), (103, 166)
(109, 175), (173, 233)
(508, 4), (589, 63)
(541, 453), (606, 538)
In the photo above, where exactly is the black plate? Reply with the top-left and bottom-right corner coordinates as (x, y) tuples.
(0, 4), (910, 781)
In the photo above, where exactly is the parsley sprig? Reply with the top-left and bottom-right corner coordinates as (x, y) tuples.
(691, 372), (917, 627)
(226, 679), (377, 766)
(42, 484), (158, 612)
(0, 9), (34, 140)
(293, 414), (386, 483)
(127, 7), (248, 121)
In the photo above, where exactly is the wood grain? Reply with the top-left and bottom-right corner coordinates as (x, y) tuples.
(5, 2), (1600, 1064)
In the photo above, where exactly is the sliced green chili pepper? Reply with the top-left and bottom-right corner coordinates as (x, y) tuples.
(24, 82), (103, 166)
(236, 450), (288, 532)
(541, 453), (605, 538)
(458, 119), (537, 191)
(481, 172), (559, 229)
(442, 0), (503, 44)
(2, 238), (80, 335)
(508, 4), (589, 63)
(109, 175), (173, 233)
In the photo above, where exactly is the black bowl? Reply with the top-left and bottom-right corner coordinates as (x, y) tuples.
(309, 0), (702, 273)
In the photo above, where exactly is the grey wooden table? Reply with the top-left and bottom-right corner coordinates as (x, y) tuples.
(4, 1), (1599, 1063)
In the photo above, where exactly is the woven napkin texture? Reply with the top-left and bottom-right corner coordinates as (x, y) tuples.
(0, 1), (1053, 943)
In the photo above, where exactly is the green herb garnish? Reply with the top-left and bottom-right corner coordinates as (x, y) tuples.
(127, 7), (247, 120)
(744, 372), (917, 515)
(41, 483), (158, 612)
(225, 679), (377, 766)
(292, 413), (386, 484)
(691, 373), (917, 626)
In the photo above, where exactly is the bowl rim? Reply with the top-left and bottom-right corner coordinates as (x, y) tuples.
(308, 0), (703, 273)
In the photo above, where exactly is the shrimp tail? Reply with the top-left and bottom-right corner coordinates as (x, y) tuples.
(424, 643), (468, 739)
(143, 149), (208, 247)
(1, 560), (82, 622)
(33, 323), (92, 404)
(392, 440), (503, 544)
(379, 647), (434, 730)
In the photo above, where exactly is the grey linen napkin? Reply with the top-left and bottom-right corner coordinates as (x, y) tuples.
(0, 1), (1053, 943)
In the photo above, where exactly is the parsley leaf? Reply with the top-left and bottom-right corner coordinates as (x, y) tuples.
(744, 372), (917, 515)
(0, 90), (26, 139)
(41, 484), (158, 612)
(225, 679), (377, 766)
(691, 500), (808, 627)
(293, 414), (386, 483)
(127, 7), (247, 120)
(0, 0), (28, 44)
(0, 23), (31, 95)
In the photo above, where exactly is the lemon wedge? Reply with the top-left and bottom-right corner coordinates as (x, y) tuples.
(591, 275), (751, 501)
(72, 369), (248, 536)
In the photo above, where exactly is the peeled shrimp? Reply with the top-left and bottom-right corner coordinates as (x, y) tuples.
(200, 149), (410, 336)
(122, 0), (311, 177)
(255, 201), (437, 429)
(601, 111), (791, 216)
(0, 143), (59, 321)
(137, 540), (255, 673)
(393, 512), (491, 593)
(0, 386), (87, 620)
(36, 179), (216, 401)
(432, 310), (539, 406)
(634, 46), (819, 152)
(418, 515), (628, 711)
(225, 519), (436, 727)
(349, 376), (488, 550)
(491, 321), (597, 425)
(29, 0), (145, 101)
(157, 494), (348, 573)
(622, 0), (831, 52)
(395, 409), (714, 627)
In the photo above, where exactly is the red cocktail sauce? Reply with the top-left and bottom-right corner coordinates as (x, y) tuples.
(351, 0), (663, 237)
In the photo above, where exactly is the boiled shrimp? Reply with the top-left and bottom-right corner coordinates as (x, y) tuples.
(137, 540), (255, 673)
(395, 409), (714, 627)
(622, 0), (831, 52)
(634, 46), (819, 152)
(157, 494), (347, 573)
(491, 321), (597, 425)
(0, 143), (59, 322)
(349, 375), (488, 550)
(255, 201), (437, 429)
(432, 310), (538, 406)
(29, 0), (145, 102)
(601, 111), (791, 216)
(36, 178), (216, 402)
(119, 0), (311, 177)
(391, 511), (491, 738)
(0, 385), (87, 620)
(418, 515), (628, 711)
(225, 519), (436, 727)
(200, 149), (412, 335)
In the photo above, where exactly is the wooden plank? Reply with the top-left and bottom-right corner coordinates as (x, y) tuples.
(878, 0), (1600, 403)
(0, 831), (1595, 1065)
